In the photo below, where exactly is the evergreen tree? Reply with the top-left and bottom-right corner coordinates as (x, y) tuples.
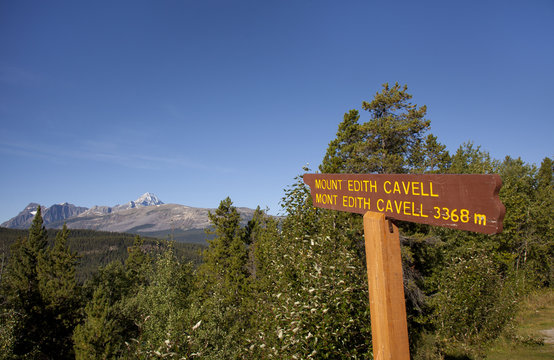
(320, 110), (363, 173)
(320, 83), (440, 174)
(74, 237), (151, 359)
(448, 142), (499, 174)
(202, 197), (249, 298)
(1, 206), (49, 357)
(411, 134), (451, 174)
(531, 157), (554, 286)
(188, 197), (251, 358)
(124, 235), (150, 288)
(37, 224), (81, 359)
(318, 85), (448, 351)
(73, 284), (126, 360)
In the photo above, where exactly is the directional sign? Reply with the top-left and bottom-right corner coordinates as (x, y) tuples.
(303, 173), (505, 234)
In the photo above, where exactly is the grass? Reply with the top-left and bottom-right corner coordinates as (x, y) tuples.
(485, 288), (554, 360)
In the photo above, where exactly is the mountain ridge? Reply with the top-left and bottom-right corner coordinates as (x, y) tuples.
(2, 193), (257, 243)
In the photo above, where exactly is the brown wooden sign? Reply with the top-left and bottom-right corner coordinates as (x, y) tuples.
(303, 173), (505, 234)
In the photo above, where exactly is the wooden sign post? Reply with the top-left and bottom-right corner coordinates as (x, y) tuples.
(303, 173), (505, 360)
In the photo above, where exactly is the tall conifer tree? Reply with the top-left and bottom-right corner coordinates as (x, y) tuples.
(37, 224), (81, 359)
(320, 83), (444, 174)
(2, 206), (49, 357)
(189, 197), (251, 358)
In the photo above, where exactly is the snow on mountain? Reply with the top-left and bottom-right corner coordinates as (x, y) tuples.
(133, 192), (164, 207)
(1, 202), (87, 229)
(1, 193), (258, 244)
(112, 192), (164, 211)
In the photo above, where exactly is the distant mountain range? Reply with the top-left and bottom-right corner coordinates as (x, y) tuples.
(1, 193), (256, 243)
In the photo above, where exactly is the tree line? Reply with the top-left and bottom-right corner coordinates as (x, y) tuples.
(1, 83), (552, 359)
(0, 228), (204, 283)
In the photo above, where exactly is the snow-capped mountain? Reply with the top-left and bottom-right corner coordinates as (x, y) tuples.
(1, 193), (256, 243)
(113, 192), (164, 211)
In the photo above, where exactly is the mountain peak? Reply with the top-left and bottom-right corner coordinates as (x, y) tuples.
(134, 192), (164, 207)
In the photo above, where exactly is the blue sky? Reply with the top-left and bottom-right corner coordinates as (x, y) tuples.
(1, 0), (553, 223)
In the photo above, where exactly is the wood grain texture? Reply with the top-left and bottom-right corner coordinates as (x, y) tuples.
(364, 211), (410, 360)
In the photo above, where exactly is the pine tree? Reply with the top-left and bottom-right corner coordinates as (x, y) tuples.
(202, 197), (248, 297)
(73, 285), (125, 360)
(448, 142), (499, 174)
(321, 83), (438, 174)
(74, 237), (151, 359)
(73, 260), (133, 359)
(37, 224), (81, 359)
(124, 235), (150, 288)
(188, 197), (251, 358)
(1, 206), (49, 357)
(320, 110), (362, 173)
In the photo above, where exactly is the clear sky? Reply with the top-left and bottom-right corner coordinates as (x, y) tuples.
(1, 0), (553, 223)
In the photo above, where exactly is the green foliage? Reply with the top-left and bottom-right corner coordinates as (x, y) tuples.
(187, 197), (252, 359)
(37, 224), (81, 359)
(124, 247), (194, 359)
(74, 237), (154, 359)
(0, 308), (19, 359)
(0, 227), (205, 282)
(73, 284), (126, 359)
(202, 197), (249, 297)
(432, 251), (519, 357)
(449, 142), (499, 174)
(321, 82), (445, 174)
(251, 233), (373, 359)
(243, 172), (373, 359)
(0, 207), (50, 358)
(1, 83), (551, 359)
(0, 211), (82, 359)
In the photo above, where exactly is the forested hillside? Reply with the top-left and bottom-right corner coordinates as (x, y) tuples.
(0, 227), (205, 282)
(0, 83), (552, 359)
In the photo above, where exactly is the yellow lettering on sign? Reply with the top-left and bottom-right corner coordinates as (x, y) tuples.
(411, 182), (420, 196)
(474, 213), (487, 225)
(374, 199), (428, 218)
(402, 181), (440, 197)
(420, 183), (429, 196)
(429, 182), (439, 197)
(315, 193), (337, 205)
(420, 203), (428, 217)
(384, 181), (392, 194)
(368, 180), (378, 192)
(394, 200), (402, 214)
(385, 200), (393, 212)
(342, 196), (371, 210)
(347, 180), (377, 192)
(377, 199), (384, 212)
(383, 181), (440, 197)
(314, 178), (343, 191)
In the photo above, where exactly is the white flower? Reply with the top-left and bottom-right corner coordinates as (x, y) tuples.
(192, 320), (202, 331)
